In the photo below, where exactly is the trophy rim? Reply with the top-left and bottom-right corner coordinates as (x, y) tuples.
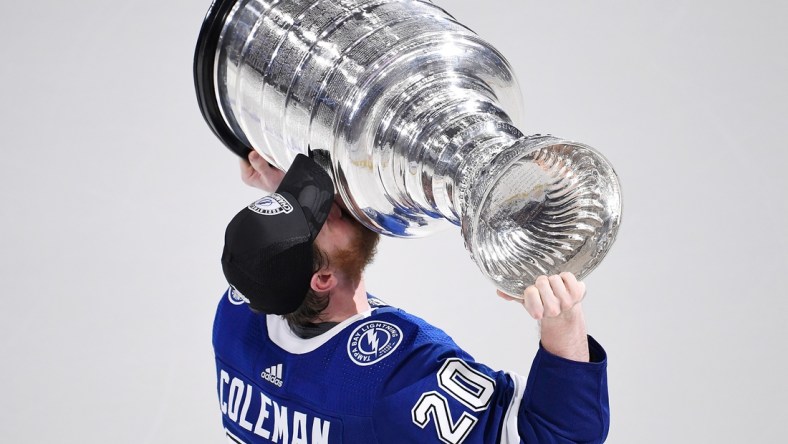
(193, 0), (252, 159)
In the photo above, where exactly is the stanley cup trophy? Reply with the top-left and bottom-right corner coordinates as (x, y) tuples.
(194, 0), (622, 297)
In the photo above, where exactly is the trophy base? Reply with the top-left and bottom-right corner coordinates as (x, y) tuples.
(463, 136), (622, 297)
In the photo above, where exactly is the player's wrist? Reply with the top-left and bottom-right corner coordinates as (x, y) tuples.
(539, 306), (589, 362)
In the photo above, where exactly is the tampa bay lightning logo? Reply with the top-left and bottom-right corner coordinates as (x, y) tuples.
(228, 286), (249, 305)
(347, 321), (403, 366)
(248, 193), (293, 216)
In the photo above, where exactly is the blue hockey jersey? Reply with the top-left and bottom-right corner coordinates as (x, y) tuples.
(213, 288), (609, 443)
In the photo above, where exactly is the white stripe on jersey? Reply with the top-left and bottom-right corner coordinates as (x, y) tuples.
(500, 372), (528, 444)
(225, 428), (247, 444)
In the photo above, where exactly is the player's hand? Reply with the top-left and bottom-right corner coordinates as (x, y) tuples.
(497, 272), (590, 361)
(497, 272), (586, 321)
(240, 150), (285, 192)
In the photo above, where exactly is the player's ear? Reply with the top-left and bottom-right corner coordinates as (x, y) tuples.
(310, 269), (336, 293)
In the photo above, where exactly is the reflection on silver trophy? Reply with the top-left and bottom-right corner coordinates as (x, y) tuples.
(194, 0), (622, 296)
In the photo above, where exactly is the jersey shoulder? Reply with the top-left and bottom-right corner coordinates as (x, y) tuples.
(371, 306), (472, 360)
(213, 287), (267, 369)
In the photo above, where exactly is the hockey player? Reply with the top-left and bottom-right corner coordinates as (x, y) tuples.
(213, 151), (609, 443)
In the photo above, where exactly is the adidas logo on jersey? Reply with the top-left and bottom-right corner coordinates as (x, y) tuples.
(261, 364), (284, 387)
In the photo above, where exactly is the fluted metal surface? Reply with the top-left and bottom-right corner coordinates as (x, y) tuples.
(466, 137), (621, 294)
(203, 0), (622, 294)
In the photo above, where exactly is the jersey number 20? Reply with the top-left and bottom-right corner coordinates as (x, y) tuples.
(411, 358), (496, 444)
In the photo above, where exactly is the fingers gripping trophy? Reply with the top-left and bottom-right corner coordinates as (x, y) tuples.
(194, 0), (623, 297)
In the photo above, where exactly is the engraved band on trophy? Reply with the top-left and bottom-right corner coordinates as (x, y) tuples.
(194, 0), (623, 296)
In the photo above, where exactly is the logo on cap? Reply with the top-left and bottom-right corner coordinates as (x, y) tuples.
(347, 321), (403, 366)
(248, 194), (294, 216)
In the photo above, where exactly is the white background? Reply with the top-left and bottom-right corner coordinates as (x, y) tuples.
(1, 0), (787, 442)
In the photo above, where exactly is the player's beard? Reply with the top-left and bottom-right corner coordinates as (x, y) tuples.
(283, 216), (379, 329)
(330, 216), (380, 283)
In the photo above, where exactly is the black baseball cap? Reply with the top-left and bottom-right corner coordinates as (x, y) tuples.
(221, 154), (334, 314)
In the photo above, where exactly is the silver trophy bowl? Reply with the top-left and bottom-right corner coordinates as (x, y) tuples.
(194, 0), (622, 296)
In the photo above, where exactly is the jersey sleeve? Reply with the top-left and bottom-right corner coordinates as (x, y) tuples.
(515, 335), (609, 443)
(371, 329), (609, 444)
